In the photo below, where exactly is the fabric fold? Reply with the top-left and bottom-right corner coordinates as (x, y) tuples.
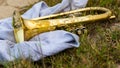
(0, 0), (88, 62)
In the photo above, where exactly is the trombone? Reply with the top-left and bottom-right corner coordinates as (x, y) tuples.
(12, 7), (115, 43)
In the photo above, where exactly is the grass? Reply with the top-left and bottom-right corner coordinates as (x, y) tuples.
(2, 0), (120, 68)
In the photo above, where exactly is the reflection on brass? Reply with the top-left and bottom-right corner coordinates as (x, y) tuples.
(12, 7), (115, 43)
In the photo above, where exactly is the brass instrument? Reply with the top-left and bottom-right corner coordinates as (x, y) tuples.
(12, 7), (115, 43)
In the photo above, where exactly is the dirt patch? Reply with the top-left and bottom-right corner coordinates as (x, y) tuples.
(118, 64), (120, 68)
(0, 0), (7, 6)
(110, 22), (120, 31)
(7, 0), (39, 8)
(0, 6), (18, 19)
(0, 0), (39, 19)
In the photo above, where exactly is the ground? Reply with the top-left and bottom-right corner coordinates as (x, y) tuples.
(0, 0), (120, 68)
(0, 0), (39, 19)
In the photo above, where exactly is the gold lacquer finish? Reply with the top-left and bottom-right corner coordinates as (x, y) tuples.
(12, 7), (115, 43)
(13, 11), (24, 43)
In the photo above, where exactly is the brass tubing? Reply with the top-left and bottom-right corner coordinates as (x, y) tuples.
(13, 7), (114, 43)
(24, 7), (112, 29)
(32, 7), (112, 20)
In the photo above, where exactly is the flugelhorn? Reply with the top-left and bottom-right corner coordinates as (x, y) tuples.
(12, 7), (115, 43)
